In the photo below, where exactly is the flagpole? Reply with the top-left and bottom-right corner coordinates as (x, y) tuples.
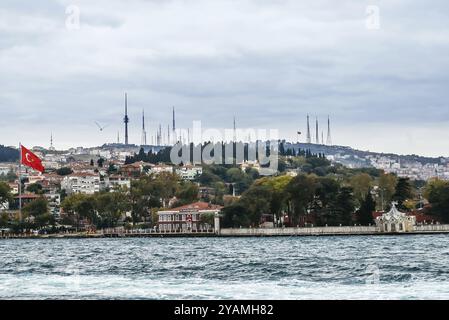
(18, 142), (22, 222)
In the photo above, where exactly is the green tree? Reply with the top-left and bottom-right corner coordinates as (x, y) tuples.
(286, 174), (317, 226)
(424, 179), (449, 223)
(328, 187), (355, 226)
(0, 182), (12, 204)
(350, 173), (373, 205)
(239, 184), (273, 227)
(26, 183), (43, 194)
(96, 190), (131, 228)
(61, 193), (97, 228)
(358, 190), (376, 225)
(222, 203), (251, 228)
(257, 175), (293, 225)
(377, 173), (397, 210)
(56, 167), (73, 176)
(0, 212), (9, 227)
(393, 177), (414, 211)
(176, 182), (199, 205)
(23, 197), (51, 227)
(97, 158), (105, 168)
(0, 169), (17, 182)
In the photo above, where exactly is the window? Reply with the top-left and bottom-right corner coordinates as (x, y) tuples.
(399, 223), (403, 231)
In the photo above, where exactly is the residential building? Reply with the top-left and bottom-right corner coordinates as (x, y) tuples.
(175, 165), (203, 180)
(61, 173), (101, 194)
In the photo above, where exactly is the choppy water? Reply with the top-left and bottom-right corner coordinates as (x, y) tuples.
(1, 235), (449, 299)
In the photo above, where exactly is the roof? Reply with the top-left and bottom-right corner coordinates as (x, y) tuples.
(14, 194), (40, 200)
(376, 203), (415, 223)
(163, 201), (223, 212)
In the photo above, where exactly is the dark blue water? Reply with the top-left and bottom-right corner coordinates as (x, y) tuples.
(1, 235), (449, 299)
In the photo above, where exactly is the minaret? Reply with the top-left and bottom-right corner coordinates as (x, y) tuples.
(124, 93), (129, 145)
(315, 117), (319, 144)
(167, 125), (170, 146)
(172, 106), (176, 143)
(233, 116), (236, 142)
(159, 124), (162, 146)
(326, 116), (332, 146)
(306, 115), (311, 144)
(321, 131), (324, 145)
(117, 131), (120, 144)
(141, 109), (147, 146)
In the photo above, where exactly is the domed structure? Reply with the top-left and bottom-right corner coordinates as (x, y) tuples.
(376, 202), (416, 233)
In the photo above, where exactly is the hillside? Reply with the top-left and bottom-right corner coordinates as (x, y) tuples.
(0, 145), (19, 162)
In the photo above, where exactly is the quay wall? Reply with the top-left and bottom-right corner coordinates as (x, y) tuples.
(413, 224), (449, 233)
(219, 224), (449, 236)
(219, 226), (378, 236)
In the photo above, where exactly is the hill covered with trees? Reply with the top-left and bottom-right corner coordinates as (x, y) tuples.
(0, 145), (19, 162)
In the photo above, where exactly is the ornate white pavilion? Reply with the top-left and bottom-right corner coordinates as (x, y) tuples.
(376, 202), (416, 233)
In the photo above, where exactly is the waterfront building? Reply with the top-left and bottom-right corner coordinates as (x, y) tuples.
(376, 203), (416, 233)
(157, 201), (222, 232)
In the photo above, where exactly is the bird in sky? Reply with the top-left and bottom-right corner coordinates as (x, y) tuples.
(95, 121), (109, 131)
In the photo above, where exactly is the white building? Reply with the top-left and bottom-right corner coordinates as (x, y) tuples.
(61, 173), (101, 195)
(376, 203), (416, 233)
(104, 175), (131, 190)
(148, 164), (174, 175)
(175, 165), (203, 180)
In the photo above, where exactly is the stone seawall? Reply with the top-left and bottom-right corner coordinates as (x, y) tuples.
(219, 226), (378, 236)
(414, 224), (449, 233)
(219, 224), (449, 236)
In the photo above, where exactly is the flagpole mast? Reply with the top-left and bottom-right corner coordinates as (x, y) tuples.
(18, 142), (22, 222)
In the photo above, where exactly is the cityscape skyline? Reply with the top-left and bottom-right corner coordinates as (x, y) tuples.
(1, 1), (449, 156)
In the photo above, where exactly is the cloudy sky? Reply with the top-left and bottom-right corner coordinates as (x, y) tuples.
(1, 0), (449, 156)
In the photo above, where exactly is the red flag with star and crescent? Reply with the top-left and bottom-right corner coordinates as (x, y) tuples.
(21, 145), (45, 173)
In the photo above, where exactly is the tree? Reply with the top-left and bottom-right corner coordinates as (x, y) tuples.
(97, 158), (105, 168)
(61, 193), (97, 228)
(358, 190), (376, 225)
(222, 203), (251, 228)
(176, 182), (199, 205)
(350, 173), (373, 205)
(0, 212), (9, 227)
(327, 187), (355, 226)
(56, 167), (73, 176)
(96, 190), (131, 228)
(377, 173), (397, 210)
(0, 168), (17, 182)
(0, 145), (19, 162)
(0, 182), (12, 204)
(393, 177), (414, 211)
(23, 197), (51, 227)
(26, 183), (43, 194)
(424, 179), (449, 223)
(257, 175), (293, 224)
(239, 184), (273, 227)
(286, 174), (317, 226)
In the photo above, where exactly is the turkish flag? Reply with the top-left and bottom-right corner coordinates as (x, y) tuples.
(21, 145), (45, 173)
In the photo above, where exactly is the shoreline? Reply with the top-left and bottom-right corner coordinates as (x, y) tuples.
(2, 230), (449, 239)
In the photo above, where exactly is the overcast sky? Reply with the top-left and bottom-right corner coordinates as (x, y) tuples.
(1, 0), (449, 156)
